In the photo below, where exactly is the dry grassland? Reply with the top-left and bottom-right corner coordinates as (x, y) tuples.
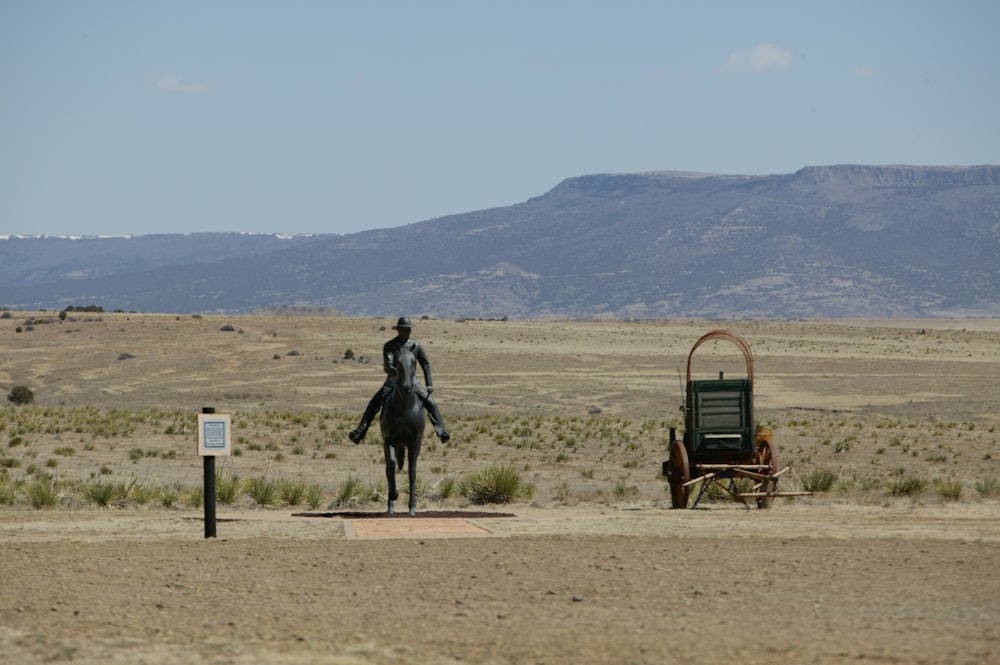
(2, 312), (998, 509)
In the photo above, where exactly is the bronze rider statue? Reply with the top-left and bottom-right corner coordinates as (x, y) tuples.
(348, 317), (450, 443)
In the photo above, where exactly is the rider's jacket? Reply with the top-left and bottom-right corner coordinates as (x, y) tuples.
(382, 336), (433, 388)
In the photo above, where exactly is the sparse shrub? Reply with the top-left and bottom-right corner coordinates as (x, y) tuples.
(834, 437), (854, 453)
(610, 480), (639, 499)
(363, 479), (386, 503)
(459, 463), (531, 504)
(186, 486), (203, 508)
(437, 476), (457, 500)
(801, 468), (838, 493)
(26, 479), (59, 508)
(306, 484), (324, 509)
(888, 473), (927, 497)
(933, 478), (963, 501)
(159, 485), (180, 508)
(117, 353), (135, 361)
(7, 385), (35, 405)
(245, 477), (282, 506)
(344, 348), (355, 360)
(133, 484), (155, 505)
(335, 474), (364, 506)
(279, 478), (307, 506)
(219, 324), (236, 332)
(0, 478), (15, 505)
(83, 481), (130, 508)
(975, 476), (1000, 499)
(552, 480), (572, 502)
(216, 473), (243, 504)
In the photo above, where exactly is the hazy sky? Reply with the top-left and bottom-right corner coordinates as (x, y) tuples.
(2, 1), (997, 237)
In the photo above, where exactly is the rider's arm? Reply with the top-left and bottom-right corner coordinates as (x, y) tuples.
(383, 341), (396, 375)
(415, 342), (433, 388)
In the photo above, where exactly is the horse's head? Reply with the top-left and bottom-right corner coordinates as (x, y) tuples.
(393, 348), (418, 395)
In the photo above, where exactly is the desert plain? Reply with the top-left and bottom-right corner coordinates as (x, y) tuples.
(1, 311), (999, 664)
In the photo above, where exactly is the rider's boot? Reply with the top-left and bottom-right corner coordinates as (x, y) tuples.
(425, 399), (450, 443)
(350, 392), (384, 444)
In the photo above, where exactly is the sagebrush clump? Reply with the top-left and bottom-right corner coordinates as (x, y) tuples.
(7, 386), (34, 405)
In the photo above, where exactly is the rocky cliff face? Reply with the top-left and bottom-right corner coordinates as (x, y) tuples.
(795, 164), (1000, 187)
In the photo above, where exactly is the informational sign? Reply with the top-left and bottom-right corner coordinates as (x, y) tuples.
(197, 413), (232, 456)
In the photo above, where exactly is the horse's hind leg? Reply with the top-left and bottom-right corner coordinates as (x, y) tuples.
(384, 444), (398, 514)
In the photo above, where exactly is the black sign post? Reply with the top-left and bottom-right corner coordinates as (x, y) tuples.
(197, 407), (232, 538)
(202, 407), (217, 539)
(197, 407), (231, 539)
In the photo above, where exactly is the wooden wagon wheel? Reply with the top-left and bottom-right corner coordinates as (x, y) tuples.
(756, 439), (777, 509)
(668, 440), (690, 509)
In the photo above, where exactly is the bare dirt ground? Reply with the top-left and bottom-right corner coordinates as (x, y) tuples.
(2, 313), (1000, 664)
(2, 503), (999, 665)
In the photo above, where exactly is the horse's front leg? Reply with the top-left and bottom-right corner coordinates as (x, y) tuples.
(407, 444), (419, 516)
(384, 442), (398, 514)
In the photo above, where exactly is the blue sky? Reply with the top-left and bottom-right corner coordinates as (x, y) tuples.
(2, 1), (998, 237)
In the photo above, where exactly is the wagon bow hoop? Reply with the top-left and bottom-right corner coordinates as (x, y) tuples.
(685, 329), (754, 389)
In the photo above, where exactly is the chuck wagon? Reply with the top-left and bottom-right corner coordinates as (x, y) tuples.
(663, 330), (808, 509)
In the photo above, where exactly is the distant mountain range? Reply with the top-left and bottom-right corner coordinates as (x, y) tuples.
(3, 164), (999, 318)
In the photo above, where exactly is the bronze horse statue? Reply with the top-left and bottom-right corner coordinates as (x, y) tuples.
(380, 347), (425, 515)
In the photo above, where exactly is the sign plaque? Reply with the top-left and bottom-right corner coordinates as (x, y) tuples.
(197, 413), (232, 456)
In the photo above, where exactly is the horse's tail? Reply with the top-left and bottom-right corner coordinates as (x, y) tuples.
(397, 444), (405, 471)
